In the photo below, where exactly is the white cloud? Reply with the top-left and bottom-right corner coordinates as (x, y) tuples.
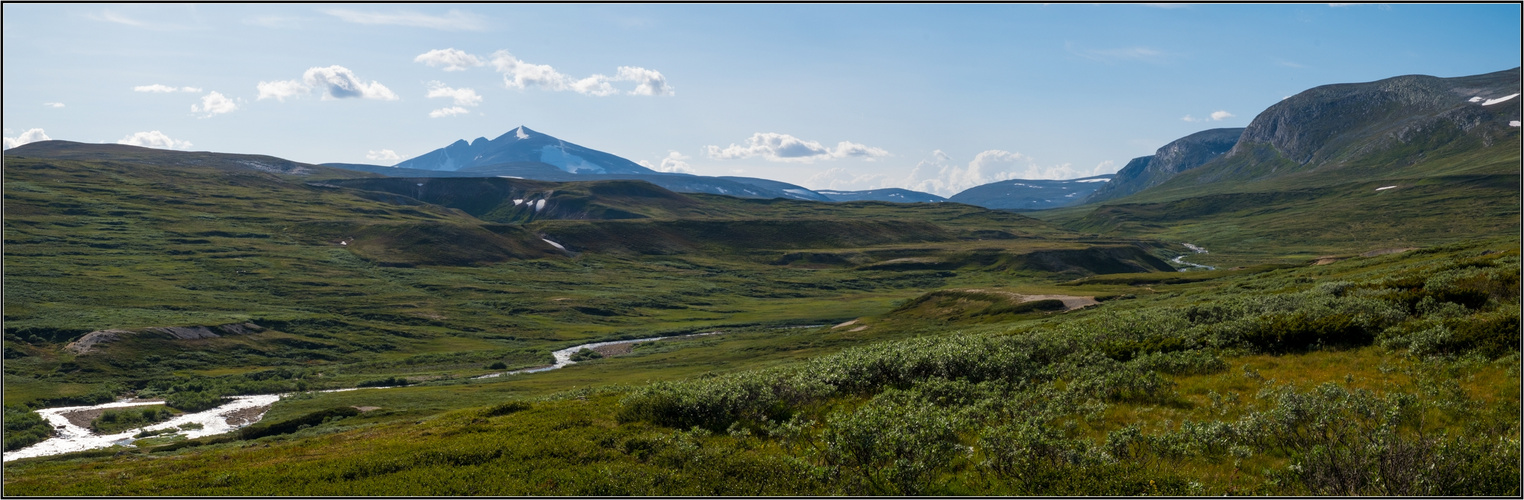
(3, 128), (51, 149)
(428, 106), (470, 118)
(255, 80), (308, 101)
(323, 8), (485, 31)
(43, 102), (64, 108)
(639, 151), (695, 174)
(415, 48), (484, 71)
(808, 149), (1112, 197)
(367, 149), (403, 162)
(134, 84), (202, 93)
(426, 82), (482, 106)
(191, 91), (238, 117)
(616, 66), (674, 96)
(704, 133), (889, 163)
(1182, 110), (1235, 122)
(256, 66), (398, 101)
(490, 50), (673, 96)
(425, 82), (480, 118)
(117, 131), (192, 150)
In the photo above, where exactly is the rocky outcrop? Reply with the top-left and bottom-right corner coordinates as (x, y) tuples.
(64, 323), (265, 354)
(1084, 128), (1243, 204)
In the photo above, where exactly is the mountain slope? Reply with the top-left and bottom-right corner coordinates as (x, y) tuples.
(1047, 67), (1521, 262)
(816, 188), (947, 203)
(949, 175), (1114, 210)
(1082, 128), (1243, 204)
(393, 126), (656, 175)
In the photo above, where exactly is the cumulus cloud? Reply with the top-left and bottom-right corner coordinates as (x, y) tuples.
(43, 102), (65, 108)
(425, 82), (481, 118)
(1182, 110), (1235, 122)
(367, 149), (403, 162)
(324, 8), (485, 31)
(425, 82), (482, 106)
(117, 131), (192, 150)
(256, 66), (398, 101)
(428, 106), (470, 118)
(806, 149), (1114, 197)
(134, 84), (202, 93)
(638, 151), (695, 174)
(191, 91), (239, 117)
(415, 48), (485, 71)
(3, 128), (51, 149)
(705, 133), (889, 163)
(490, 50), (672, 96)
(616, 66), (674, 96)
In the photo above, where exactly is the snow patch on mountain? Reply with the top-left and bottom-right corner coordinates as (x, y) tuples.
(1481, 93), (1519, 106)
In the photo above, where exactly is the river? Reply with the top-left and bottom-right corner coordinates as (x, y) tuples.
(4, 331), (728, 462)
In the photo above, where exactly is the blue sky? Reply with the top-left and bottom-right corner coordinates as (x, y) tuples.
(3, 3), (1519, 196)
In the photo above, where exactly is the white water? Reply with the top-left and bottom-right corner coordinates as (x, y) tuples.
(6, 331), (730, 462)
(4, 395), (279, 462)
(1173, 243), (1216, 271)
(476, 331), (721, 379)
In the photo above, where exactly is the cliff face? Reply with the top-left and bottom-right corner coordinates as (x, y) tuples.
(1083, 128), (1242, 204)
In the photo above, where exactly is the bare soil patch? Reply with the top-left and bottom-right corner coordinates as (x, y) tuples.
(222, 404), (272, 427)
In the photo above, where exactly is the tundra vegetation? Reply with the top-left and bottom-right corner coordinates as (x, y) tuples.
(1, 139), (1519, 495)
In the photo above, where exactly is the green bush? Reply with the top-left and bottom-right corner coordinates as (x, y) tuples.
(4, 405), (53, 451)
(91, 405), (175, 434)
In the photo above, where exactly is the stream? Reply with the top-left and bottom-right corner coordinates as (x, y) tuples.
(1172, 243), (1216, 271)
(4, 331), (728, 462)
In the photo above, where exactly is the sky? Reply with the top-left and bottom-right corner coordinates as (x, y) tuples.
(3, 3), (1520, 197)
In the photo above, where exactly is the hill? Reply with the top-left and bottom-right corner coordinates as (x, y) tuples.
(1039, 68), (1521, 264)
(816, 188), (947, 203)
(949, 175), (1115, 210)
(1081, 129), (1242, 204)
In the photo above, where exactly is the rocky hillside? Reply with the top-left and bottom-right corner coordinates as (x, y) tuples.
(1082, 128), (1242, 204)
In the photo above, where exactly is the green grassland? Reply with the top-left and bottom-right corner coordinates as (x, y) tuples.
(1034, 137), (1520, 266)
(2, 142), (1518, 495)
(2, 239), (1516, 495)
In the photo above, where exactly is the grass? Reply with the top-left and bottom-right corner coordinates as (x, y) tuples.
(2, 142), (1517, 496)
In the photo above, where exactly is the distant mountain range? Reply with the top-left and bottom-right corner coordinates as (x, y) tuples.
(949, 175), (1114, 210)
(816, 188), (948, 203)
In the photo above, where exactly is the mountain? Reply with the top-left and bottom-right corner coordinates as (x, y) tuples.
(1048, 67), (1521, 257)
(815, 188), (947, 203)
(3, 140), (368, 180)
(1082, 128), (1243, 204)
(948, 175), (1114, 210)
(393, 126), (656, 175)
(327, 127), (833, 202)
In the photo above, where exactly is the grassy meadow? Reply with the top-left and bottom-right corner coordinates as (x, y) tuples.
(2, 146), (1518, 495)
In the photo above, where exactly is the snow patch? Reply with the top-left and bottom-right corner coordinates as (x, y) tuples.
(1469, 96), (1485, 103)
(539, 144), (604, 174)
(534, 199), (546, 212)
(540, 236), (566, 251)
(1510, 120), (1521, 128)
(515, 126), (529, 140)
(1482, 93), (1520, 106)
(1072, 178), (1111, 183)
(496, 175), (522, 179)
(513, 199), (524, 206)
(1375, 185), (1397, 191)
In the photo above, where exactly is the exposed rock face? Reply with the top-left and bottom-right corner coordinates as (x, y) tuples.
(1084, 128), (1243, 204)
(1229, 68), (1521, 166)
(64, 323), (265, 354)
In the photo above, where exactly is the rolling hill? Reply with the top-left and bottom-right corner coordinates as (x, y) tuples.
(948, 175), (1115, 210)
